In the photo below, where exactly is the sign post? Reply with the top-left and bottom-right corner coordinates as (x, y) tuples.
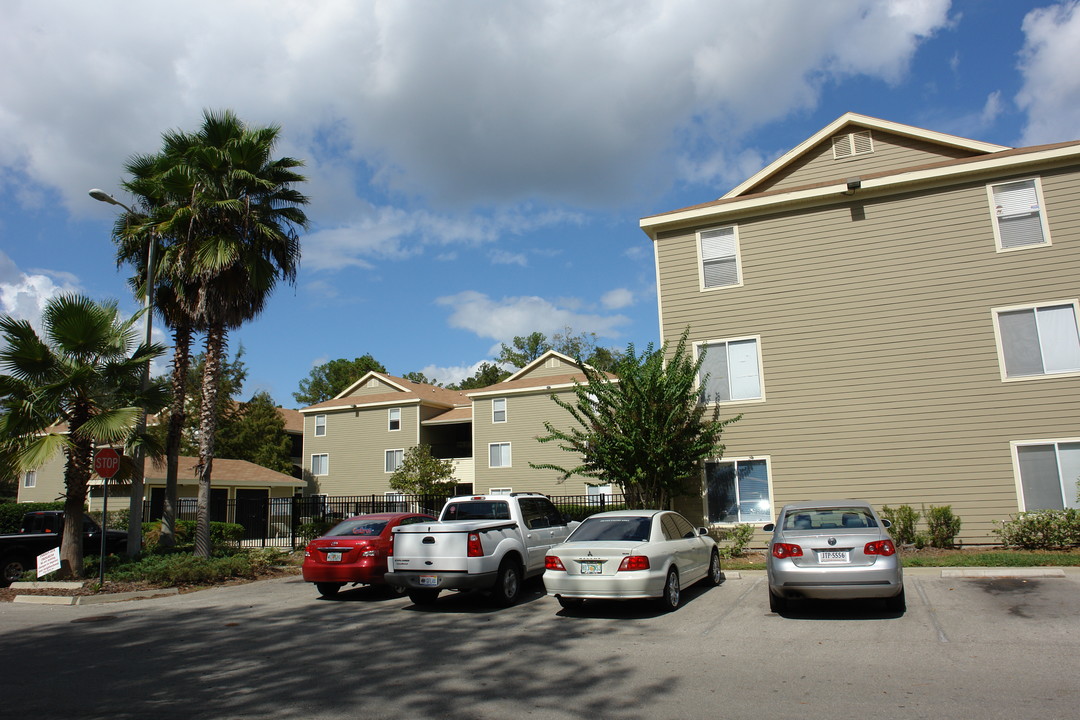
(94, 448), (121, 585)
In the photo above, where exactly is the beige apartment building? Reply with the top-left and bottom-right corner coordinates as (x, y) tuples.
(299, 351), (611, 499)
(641, 112), (1080, 543)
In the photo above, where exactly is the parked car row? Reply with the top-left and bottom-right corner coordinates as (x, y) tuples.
(301, 495), (905, 615)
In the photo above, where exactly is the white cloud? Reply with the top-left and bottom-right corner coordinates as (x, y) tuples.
(0, 250), (81, 325)
(490, 250), (528, 267)
(601, 288), (634, 310)
(1016, 1), (1080, 145)
(436, 290), (629, 344)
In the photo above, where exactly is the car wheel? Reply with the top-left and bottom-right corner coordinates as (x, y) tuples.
(492, 558), (522, 607)
(2, 555), (29, 586)
(316, 582), (343, 597)
(408, 589), (440, 606)
(557, 596), (584, 610)
(658, 567), (680, 612)
(885, 586), (906, 613)
(706, 551), (723, 586)
(769, 590), (787, 614)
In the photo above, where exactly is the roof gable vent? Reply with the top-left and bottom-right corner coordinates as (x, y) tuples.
(831, 130), (874, 160)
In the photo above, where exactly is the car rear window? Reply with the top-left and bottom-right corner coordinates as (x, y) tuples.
(325, 519), (389, 537)
(782, 508), (878, 531)
(442, 501), (511, 521)
(567, 516), (652, 543)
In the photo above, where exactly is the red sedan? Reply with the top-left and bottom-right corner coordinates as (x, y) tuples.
(302, 513), (435, 597)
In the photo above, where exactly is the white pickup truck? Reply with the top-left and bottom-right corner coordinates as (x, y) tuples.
(384, 493), (575, 607)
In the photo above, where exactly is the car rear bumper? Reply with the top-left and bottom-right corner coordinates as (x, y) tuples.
(302, 564), (384, 584)
(383, 570), (498, 592)
(769, 561), (903, 600)
(543, 570), (667, 600)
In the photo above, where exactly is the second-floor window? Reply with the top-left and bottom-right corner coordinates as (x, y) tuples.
(314, 414), (326, 437)
(388, 408), (401, 431)
(698, 225), (741, 289)
(385, 449), (404, 473)
(492, 398), (507, 423)
(988, 178), (1051, 251)
(489, 442), (512, 468)
(696, 337), (763, 403)
(994, 302), (1080, 379)
(311, 454), (329, 476)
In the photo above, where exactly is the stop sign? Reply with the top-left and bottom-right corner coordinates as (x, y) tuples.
(94, 448), (121, 478)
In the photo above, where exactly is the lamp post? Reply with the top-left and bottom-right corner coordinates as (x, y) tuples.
(89, 188), (154, 558)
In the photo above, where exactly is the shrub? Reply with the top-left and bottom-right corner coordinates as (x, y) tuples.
(994, 509), (1080, 550)
(0, 501), (65, 533)
(104, 547), (290, 585)
(925, 505), (962, 548)
(880, 504), (920, 545)
(711, 524), (755, 559)
(142, 520), (245, 552)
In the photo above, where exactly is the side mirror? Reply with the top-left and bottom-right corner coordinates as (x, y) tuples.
(699, 527), (709, 536)
(882, 519), (892, 528)
(762, 523), (775, 532)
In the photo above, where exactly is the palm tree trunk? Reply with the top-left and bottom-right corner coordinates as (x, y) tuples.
(160, 324), (193, 548)
(194, 323), (226, 558)
(60, 407), (93, 578)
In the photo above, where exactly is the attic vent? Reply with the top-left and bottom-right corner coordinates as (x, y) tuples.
(546, 358), (561, 369)
(831, 130), (874, 160)
(367, 379), (380, 388)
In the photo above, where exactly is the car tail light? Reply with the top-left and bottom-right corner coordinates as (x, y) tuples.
(387, 534), (393, 557)
(864, 539), (896, 556)
(772, 543), (803, 559)
(545, 555), (565, 571)
(617, 555), (650, 572)
(467, 532), (484, 557)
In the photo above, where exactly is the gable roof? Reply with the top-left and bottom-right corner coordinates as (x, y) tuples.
(504, 350), (581, 382)
(301, 371), (469, 413)
(468, 351), (617, 398)
(723, 112), (1010, 200)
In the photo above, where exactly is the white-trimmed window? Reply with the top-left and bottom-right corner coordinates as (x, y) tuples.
(994, 302), (1080, 379)
(388, 407), (401, 432)
(988, 178), (1051, 251)
(489, 442), (512, 468)
(696, 337), (764, 403)
(311, 454), (329, 476)
(314, 414), (326, 437)
(22, 470), (36, 488)
(1012, 440), (1080, 511)
(698, 225), (741, 289)
(489, 487), (512, 495)
(385, 449), (404, 473)
(704, 457), (772, 523)
(492, 398), (507, 423)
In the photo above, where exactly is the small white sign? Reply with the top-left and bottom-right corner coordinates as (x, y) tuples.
(36, 547), (61, 578)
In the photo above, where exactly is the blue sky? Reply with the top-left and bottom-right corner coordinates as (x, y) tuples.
(2, 0), (1080, 407)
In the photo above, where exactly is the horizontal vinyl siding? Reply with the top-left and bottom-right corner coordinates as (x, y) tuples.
(305, 405), (419, 495)
(657, 165), (1080, 542)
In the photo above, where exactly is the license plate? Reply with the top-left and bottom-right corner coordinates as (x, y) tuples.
(818, 551), (849, 563)
(326, 552), (342, 562)
(579, 562), (602, 575)
(419, 575), (439, 587)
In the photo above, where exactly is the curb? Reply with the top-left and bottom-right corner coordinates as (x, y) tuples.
(940, 568), (1067, 578)
(12, 588), (180, 605)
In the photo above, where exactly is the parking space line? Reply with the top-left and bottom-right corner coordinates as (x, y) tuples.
(913, 577), (949, 644)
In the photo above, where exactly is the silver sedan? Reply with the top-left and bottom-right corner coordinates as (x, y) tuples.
(763, 500), (905, 614)
(543, 509), (723, 612)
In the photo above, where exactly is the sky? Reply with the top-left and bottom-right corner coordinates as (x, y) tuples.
(3, 0), (1080, 408)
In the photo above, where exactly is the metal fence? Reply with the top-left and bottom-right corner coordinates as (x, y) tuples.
(145, 492), (627, 549)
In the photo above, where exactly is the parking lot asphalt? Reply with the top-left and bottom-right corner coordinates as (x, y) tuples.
(1, 567), (1078, 720)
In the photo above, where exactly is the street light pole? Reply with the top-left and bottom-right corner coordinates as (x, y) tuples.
(89, 188), (154, 558)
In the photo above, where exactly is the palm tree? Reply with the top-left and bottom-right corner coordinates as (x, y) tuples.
(123, 110), (308, 556)
(0, 296), (166, 577)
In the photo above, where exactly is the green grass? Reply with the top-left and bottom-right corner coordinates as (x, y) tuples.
(719, 549), (1080, 571)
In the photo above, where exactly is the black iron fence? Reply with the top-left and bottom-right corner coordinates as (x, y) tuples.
(145, 492), (627, 549)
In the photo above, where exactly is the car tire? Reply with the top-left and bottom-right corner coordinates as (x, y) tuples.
(769, 590), (787, 614)
(705, 551), (723, 586)
(885, 586), (906, 613)
(316, 582), (343, 597)
(557, 596), (584, 610)
(491, 558), (522, 607)
(2, 555), (30, 586)
(658, 567), (680, 612)
(408, 589), (440, 606)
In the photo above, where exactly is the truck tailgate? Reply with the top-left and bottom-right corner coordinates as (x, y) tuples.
(391, 521), (512, 573)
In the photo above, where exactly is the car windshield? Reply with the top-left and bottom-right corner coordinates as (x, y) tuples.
(567, 516), (652, 543)
(442, 501), (511, 521)
(324, 519), (389, 537)
(782, 507), (878, 531)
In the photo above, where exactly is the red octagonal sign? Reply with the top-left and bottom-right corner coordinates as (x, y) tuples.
(94, 448), (121, 479)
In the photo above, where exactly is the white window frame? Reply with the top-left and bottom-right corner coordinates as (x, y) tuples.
(693, 336), (766, 404)
(987, 177), (1052, 252)
(1010, 438), (1080, 511)
(385, 449), (404, 473)
(696, 225), (743, 291)
(23, 470), (36, 488)
(310, 453), (329, 477)
(991, 300), (1080, 381)
(489, 442), (512, 468)
(388, 407), (401, 432)
(701, 456), (773, 525)
(489, 487), (512, 495)
(314, 414), (326, 437)
(492, 398), (507, 423)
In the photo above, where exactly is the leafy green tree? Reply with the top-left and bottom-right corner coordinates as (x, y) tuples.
(0, 295), (166, 577)
(402, 371), (440, 386)
(497, 332), (549, 369)
(497, 327), (622, 372)
(448, 362), (509, 390)
(294, 355), (387, 405)
(532, 330), (739, 509)
(388, 445), (457, 496)
(216, 391), (294, 474)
